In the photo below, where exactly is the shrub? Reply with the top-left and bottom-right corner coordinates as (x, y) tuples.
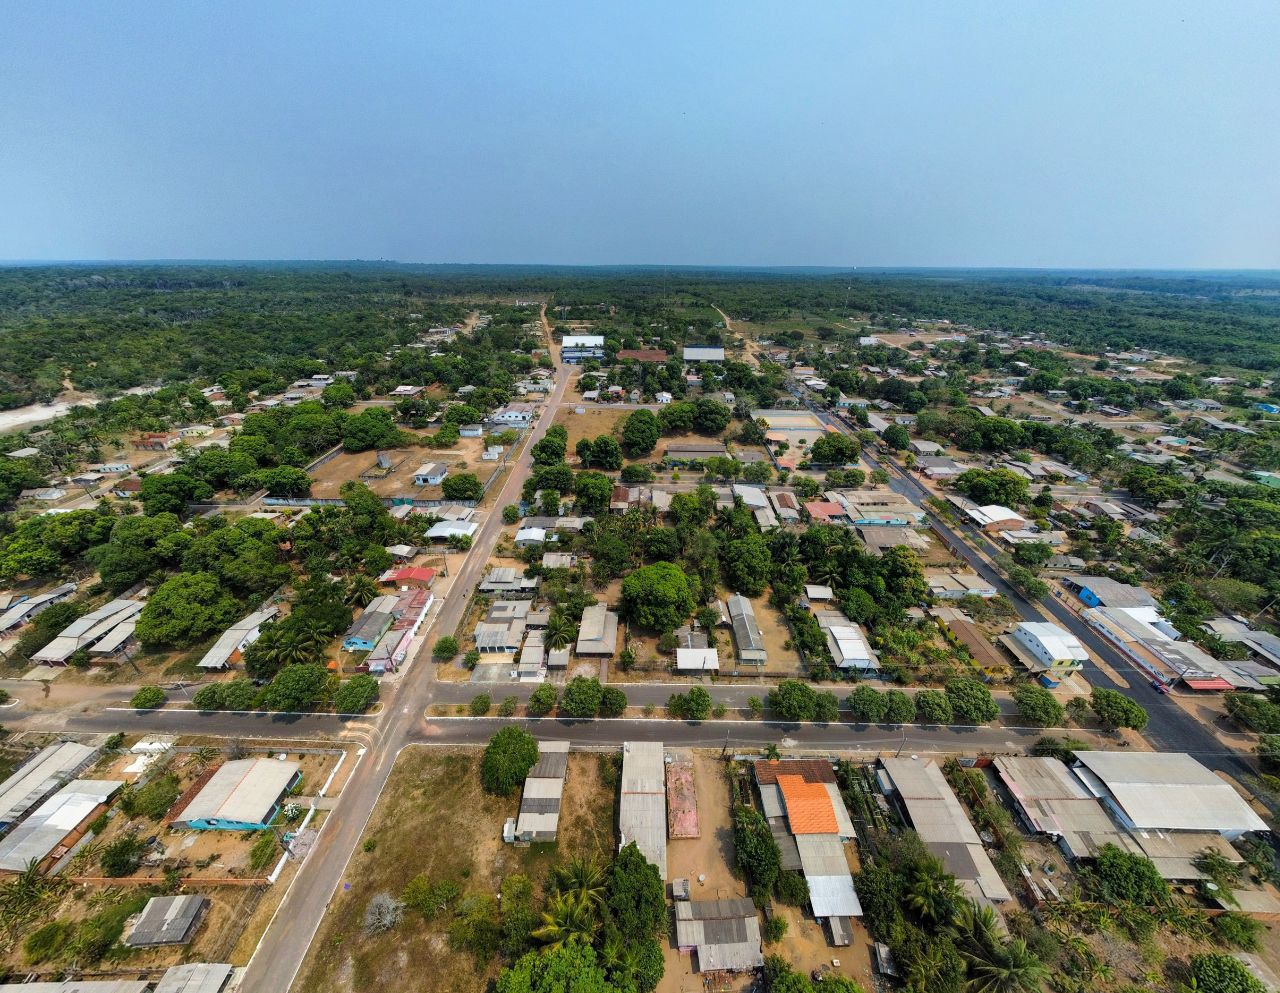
(1212, 911), (1263, 951)
(433, 635), (460, 660)
(248, 830), (280, 872)
(1190, 953), (1266, 993)
(497, 696), (518, 717)
(1013, 684), (1065, 727)
(130, 686), (166, 710)
(463, 649), (480, 669)
(120, 773), (180, 820)
(913, 689), (953, 724)
(944, 678), (999, 724)
(481, 727), (539, 796)
(847, 685), (888, 723)
(333, 674), (379, 714)
(363, 893), (404, 935)
(747, 696), (764, 718)
(1088, 844), (1169, 906)
(599, 686), (628, 718)
(502, 504), (521, 525)
(883, 689), (916, 723)
(469, 694), (491, 716)
(761, 915), (787, 944)
(775, 870), (809, 906)
(1090, 688), (1148, 731)
(527, 683), (558, 716)
(100, 835), (146, 877)
(403, 874), (461, 919)
(24, 920), (72, 964)
(560, 676), (604, 718)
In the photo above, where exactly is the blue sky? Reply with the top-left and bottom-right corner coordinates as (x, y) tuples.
(2, 1), (1278, 266)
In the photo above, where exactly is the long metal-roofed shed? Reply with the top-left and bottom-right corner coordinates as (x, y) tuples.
(198, 607), (279, 669)
(879, 757), (1012, 903)
(152, 963), (235, 993)
(514, 741), (569, 843)
(674, 898), (763, 972)
(619, 741), (667, 879)
(124, 893), (208, 947)
(1071, 751), (1267, 838)
(0, 741), (98, 830)
(174, 758), (300, 831)
(726, 594), (767, 666)
(1063, 576), (1158, 609)
(0, 582), (76, 634)
(32, 598), (144, 664)
(992, 756), (1142, 861)
(0, 779), (124, 873)
(576, 602), (619, 656)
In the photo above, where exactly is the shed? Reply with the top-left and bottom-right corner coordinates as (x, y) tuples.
(125, 894), (208, 947)
(674, 898), (763, 972)
(726, 594), (767, 665)
(619, 741), (667, 879)
(0, 742), (99, 829)
(576, 603), (618, 656)
(152, 963), (235, 993)
(675, 647), (718, 672)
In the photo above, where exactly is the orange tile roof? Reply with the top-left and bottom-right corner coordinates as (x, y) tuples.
(776, 774), (838, 835)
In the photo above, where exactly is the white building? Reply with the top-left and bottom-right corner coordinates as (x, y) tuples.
(1010, 622), (1089, 675)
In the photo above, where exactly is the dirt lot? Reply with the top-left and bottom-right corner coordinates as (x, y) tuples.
(309, 433), (496, 500)
(553, 406), (631, 458)
(292, 746), (617, 993)
(747, 593), (802, 677)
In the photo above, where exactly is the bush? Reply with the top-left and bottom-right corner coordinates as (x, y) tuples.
(1088, 844), (1169, 906)
(481, 727), (539, 796)
(913, 689), (953, 724)
(433, 635), (460, 660)
(120, 773), (180, 820)
(502, 504), (521, 525)
(1013, 684), (1065, 727)
(527, 683), (557, 716)
(769, 680), (818, 722)
(761, 915), (787, 944)
(248, 830), (280, 872)
(1190, 953), (1266, 993)
(130, 685), (166, 710)
(775, 870), (809, 906)
(100, 835), (146, 877)
(944, 678), (999, 724)
(497, 696), (518, 717)
(883, 688), (916, 723)
(747, 696), (764, 718)
(847, 685), (888, 723)
(333, 674), (379, 714)
(1090, 688), (1148, 731)
(1213, 911), (1263, 951)
(469, 693), (492, 716)
(560, 676), (604, 718)
(363, 893), (404, 935)
(403, 874), (461, 919)
(599, 686), (628, 718)
(668, 685), (713, 721)
(24, 919), (72, 964)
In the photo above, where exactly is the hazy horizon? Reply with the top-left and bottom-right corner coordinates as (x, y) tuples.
(4, 1), (1279, 268)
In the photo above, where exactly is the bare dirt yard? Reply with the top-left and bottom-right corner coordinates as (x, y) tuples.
(553, 406), (630, 457)
(292, 746), (617, 993)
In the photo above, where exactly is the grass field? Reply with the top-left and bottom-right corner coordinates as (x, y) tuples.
(292, 747), (617, 993)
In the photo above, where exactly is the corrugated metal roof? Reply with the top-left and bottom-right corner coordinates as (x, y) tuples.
(993, 757), (1139, 859)
(0, 779), (123, 871)
(0, 742), (97, 825)
(619, 742), (666, 878)
(152, 963), (234, 993)
(125, 894), (206, 946)
(754, 759), (836, 785)
(806, 874), (863, 918)
(178, 759), (298, 826)
(1073, 752), (1268, 833)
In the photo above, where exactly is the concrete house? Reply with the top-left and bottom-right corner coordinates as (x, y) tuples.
(174, 758), (301, 831)
(413, 462), (448, 486)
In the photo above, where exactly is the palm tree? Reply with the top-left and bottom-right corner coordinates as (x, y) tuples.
(952, 898), (1000, 959)
(763, 743), (781, 761)
(345, 573), (380, 607)
(905, 941), (950, 993)
(964, 937), (1049, 993)
(553, 856), (605, 908)
(544, 610), (576, 650)
(532, 890), (599, 951)
(904, 858), (962, 926)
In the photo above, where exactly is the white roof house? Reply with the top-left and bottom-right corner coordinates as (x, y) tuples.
(619, 741), (667, 878)
(683, 346), (726, 363)
(514, 527), (547, 547)
(0, 779), (124, 872)
(1010, 622), (1089, 672)
(32, 598), (144, 664)
(425, 520), (479, 541)
(0, 742), (98, 828)
(174, 758), (300, 830)
(1071, 751), (1268, 838)
(676, 648), (719, 672)
(562, 334), (605, 348)
(0, 583), (77, 633)
(576, 602), (619, 656)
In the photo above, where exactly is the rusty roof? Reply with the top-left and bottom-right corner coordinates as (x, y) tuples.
(753, 759), (836, 785)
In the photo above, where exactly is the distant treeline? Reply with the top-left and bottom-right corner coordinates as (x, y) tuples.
(2, 263), (1279, 409)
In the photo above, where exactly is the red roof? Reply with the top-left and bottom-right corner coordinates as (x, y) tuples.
(804, 501), (846, 521)
(1182, 677), (1233, 692)
(390, 567), (436, 586)
(753, 759), (836, 785)
(776, 775), (838, 834)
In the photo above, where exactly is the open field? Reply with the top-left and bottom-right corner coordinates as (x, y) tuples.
(553, 406), (631, 458)
(291, 746), (617, 993)
(309, 433), (497, 501)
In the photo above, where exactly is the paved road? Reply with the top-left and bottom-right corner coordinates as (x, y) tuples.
(799, 397), (1253, 776)
(236, 306), (574, 993)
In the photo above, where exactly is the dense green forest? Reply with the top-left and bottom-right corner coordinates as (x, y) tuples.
(2, 264), (1279, 410)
